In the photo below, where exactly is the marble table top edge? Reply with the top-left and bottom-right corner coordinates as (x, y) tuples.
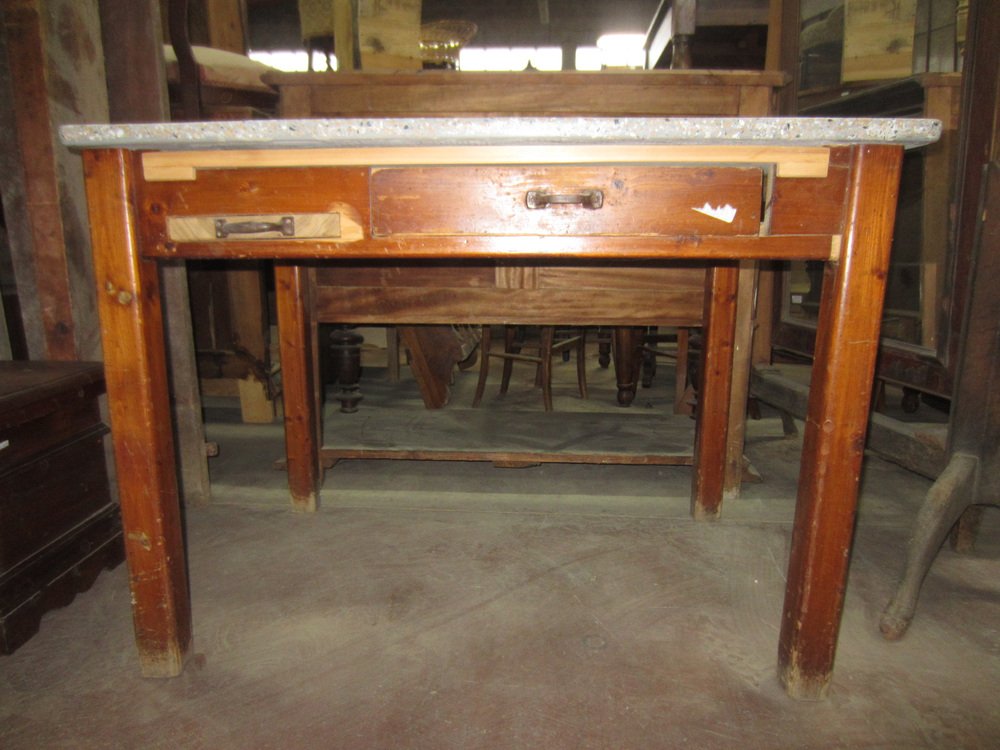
(59, 116), (942, 151)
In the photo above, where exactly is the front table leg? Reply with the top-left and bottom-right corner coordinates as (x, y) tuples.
(275, 263), (323, 511)
(83, 149), (191, 676)
(778, 144), (903, 699)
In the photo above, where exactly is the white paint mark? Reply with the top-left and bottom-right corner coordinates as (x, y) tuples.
(693, 202), (738, 223)
(0, 439), (9, 451)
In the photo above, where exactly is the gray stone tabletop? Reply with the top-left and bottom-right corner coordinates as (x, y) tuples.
(60, 117), (941, 151)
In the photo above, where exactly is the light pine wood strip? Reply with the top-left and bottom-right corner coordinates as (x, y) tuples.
(142, 145), (830, 182)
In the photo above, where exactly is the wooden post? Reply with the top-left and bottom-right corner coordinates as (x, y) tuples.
(778, 144), (903, 699)
(275, 263), (323, 511)
(691, 262), (739, 520)
(82, 149), (191, 677)
(99, 0), (212, 506)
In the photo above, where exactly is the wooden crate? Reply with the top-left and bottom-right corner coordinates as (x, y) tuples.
(842, 0), (917, 82)
(359, 0), (422, 71)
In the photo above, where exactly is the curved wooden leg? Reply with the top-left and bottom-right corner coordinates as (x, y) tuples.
(539, 326), (555, 412)
(471, 324), (492, 407)
(500, 326), (518, 395)
(880, 453), (978, 640)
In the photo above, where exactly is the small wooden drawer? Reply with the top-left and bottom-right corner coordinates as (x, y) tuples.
(372, 166), (763, 237)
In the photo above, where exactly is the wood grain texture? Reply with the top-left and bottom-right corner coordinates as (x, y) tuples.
(371, 166), (763, 237)
(268, 70), (787, 119)
(778, 144), (904, 699)
(141, 145), (829, 182)
(82, 149), (190, 677)
(274, 263), (322, 511)
(691, 263), (740, 520)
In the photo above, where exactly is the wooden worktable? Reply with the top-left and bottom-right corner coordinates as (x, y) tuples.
(63, 115), (939, 700)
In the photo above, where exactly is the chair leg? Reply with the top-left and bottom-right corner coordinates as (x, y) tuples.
(500, 325), (518, 395)
(539, 326), (555, 412)
(471, 325), (492, 407)
(576, 328), (588, 399)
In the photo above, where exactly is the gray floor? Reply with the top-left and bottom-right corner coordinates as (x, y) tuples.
(2, 349), (999, 749)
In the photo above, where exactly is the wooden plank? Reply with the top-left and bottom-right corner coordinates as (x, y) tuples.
(320, 408), (695, 465)
(778, 144), (903, 700)
(149, 234), (839, 263)
(142, 145), (831, 182)
(2, 0), (78, 359)
(82, 149), (190, 677)
(750, 364), (948, 478)
(100, 0), (212, 507)
(314, 286), (704, 326)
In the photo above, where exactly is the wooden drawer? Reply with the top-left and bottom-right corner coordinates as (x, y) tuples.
(372, 166), (763, 237)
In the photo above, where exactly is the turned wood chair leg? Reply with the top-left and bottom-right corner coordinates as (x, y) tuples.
(471, 324), (492, 407)
(500, 325), (519, 395)
(539, 326), (555, 412)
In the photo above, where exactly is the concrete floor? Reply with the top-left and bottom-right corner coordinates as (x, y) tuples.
(2, 349), (999, 749)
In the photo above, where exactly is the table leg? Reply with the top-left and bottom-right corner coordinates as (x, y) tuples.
(83, 149), (191, 676)
(275, 263), (323, 511)
(778, 144), (903, 699)
(611, 327), (643, 406)
(691, 263), (739, 519)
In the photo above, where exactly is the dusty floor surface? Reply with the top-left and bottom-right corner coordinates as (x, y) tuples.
(2, 350), (998, 749)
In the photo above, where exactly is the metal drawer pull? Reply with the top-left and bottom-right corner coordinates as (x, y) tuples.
(525, 189), (604, 210)
(215, 216), (295, 238)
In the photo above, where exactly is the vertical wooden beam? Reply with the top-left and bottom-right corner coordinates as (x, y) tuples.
(83, 148), (191, 676)
(1, 0), (78, 360)
(691, 262), (739, 520)
(723, 260), (758, 501)
(275, 263), (322, 511)
(778, 144), (903, 699)
(99, 0), (212, 507)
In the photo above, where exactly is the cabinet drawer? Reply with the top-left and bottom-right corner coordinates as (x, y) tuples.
(372, 166), (763, 237)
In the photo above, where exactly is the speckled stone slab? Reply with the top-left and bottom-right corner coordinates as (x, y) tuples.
(60, 116), (941, 151)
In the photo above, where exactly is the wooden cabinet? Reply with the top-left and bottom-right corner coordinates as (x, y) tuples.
(0, 361), (123, 654)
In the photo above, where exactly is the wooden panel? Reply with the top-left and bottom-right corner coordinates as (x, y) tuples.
(268, 71), (787, 119)
(769, 148), (851, 235)
(314, 286), (705, 326)
(372, 167), (763, 237)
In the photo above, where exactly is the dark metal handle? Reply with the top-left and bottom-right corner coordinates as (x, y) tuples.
(525, 189), (604, 210)
(215, 216), (295, 238)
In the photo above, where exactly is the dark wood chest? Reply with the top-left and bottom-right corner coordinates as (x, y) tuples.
(0, 361), (123, 654)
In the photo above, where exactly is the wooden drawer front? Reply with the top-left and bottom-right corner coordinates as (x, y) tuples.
(0, 397), (102, 474)
(372, 166), (763, 237)
(0, 432), (111, 573)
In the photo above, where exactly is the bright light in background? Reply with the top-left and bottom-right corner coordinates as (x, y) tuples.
(596, 33), (647, 68)
(459, 47), (562, 71)
(249, 50), (338, 72)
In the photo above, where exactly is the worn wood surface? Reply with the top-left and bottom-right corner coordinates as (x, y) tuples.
(82, 149), (191, 677)
(274, 263), (322, 511)
(268, 70), (786, 119)
(778, 144), (904, 699)
(100, 0), (211, 506)
(690, 263), (739, 520)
